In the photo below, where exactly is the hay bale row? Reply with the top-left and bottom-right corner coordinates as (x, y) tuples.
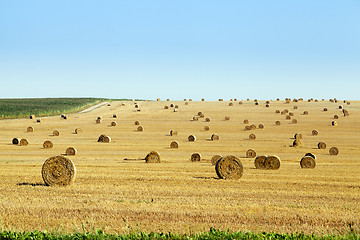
(254, 155), (281, 170)
(98, 134), (111, 143)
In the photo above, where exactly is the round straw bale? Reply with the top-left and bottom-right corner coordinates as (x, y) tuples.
(275, 110), (280, 113)
(113, 114), (118, 118)
(42, 155), (76, 186)
(188, 135), (196, 142)
(211, 134), (219, 141)
(334, 115), (339, 119)
(293, 106), (298, 109)
(157, 98), (160, 101)
(243, 119), (249, 124)
(329, 147), (339, 155)
(225, 116), (230, 120)
(66, 147), (77, 156)
(193, 116), (199, 121)
(275, 121), (281, 126)
(293, 139), (303, 147)
(323, 108), (328, 112)
(30, 115), (35, 119)
(27, 126), (34, 132)
(249, 124), (256, 130)
(96, 119), (102, 124)
(289, 112), (294, 116)
(164, 106), (168, 109)
(264, 155), (281, 170)
(43, 140), (53, 149)
(292, 119), (297, 124)
(258, 124), (264, 129)
(338, 105), (343, 109)
(312, 130), (319, 136)
(75, 128), (82, 134)
(53, 130), (60, 136)
(229, 102), (233, 106)
(36, 119), (42, 123)
(166, 99), (170, 101)
(277, 98), (280, 101)
(266, 100), (270, 104)
(170, 130), (177, 136)
(201, 98), (205, 101)
(219, 99), (223, 101)
(97, 134), (106, 142)
(204, 126), (210, 131)
(249, 133), (256, 140)
(239, 101), (243, 105)
(189, 99), (192, 101)
(175, 105), (179, 109)
(285, 115), (291, 120)
(111, 121), (117, 126)
(145, 151), (161, 163)
(284, 109), (289, 113)
(244, 125), (250, 131)
(20, 139), (28, 146)
(211, 155), (222, 165)
(234, 98), (237, 101)
(305, 152), (317, 159)
(191, 153), (201, 162)
(246, 149), (256, 158)
(281, 111), (286, 115)
(300, 156), (316, 169)
(331, 121), (337, 126)
(247, 98), (250, 101)
(265, 104), (269, 107)
(185, 102), (189, 105)
(343, 109), (349, 116)
(254, 155), (267, 169)
(134, 121), (140, 125)
(170, 104), (174, 107)
(170, 141), (179, 148)
(137, 126), (144, 131)
(183, 99), (187, 101)
(199, 113), (204, 118)
(255, 102), (259, 106)
(205, 117), (211, 122)
(318, 142), (326, 149)
(215, 155), (243, 179)
(12, 138), (20, 145)
(347, 101), (350, 105)
(230, 99), (233, 101)
(103, 136), (111, 143)
(294, 133), (302, 139)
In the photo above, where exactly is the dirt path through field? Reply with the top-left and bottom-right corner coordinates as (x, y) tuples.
(79, 101), (110, 113)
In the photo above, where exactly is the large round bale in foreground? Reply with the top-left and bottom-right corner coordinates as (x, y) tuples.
(215, 155), (243, 180)
(211, 154), (222, 165)
(188, 135), (196, 142)
(312, 130), (319, 136)
(300, 156), (316, 169)
(66, 147), (77, 156)
(43, 140), (53, 149)
(20, 139), (28, 146)
(75, 128), (82, 134)
(246, 149), (256, 158)
(191, 153), (201, 162)
(12, 138), (20, 145)
(211, 134), (219, 141)
(264, 155), (281, 170)
(42, 155), (76, 186)
(27, 127), (34, 132)
(170, 130), (177, 136)
(170, 141), (179, 148)
(145, 151), (161, 163)
(254, 155), (267, 169)
(53, 130), (60, 136)
(329, 147), (339, 155)
(318, 142), (327, 149)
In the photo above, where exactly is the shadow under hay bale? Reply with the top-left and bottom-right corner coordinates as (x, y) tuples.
(246, 149), (256, 158)
(211, 154), (222, 166)
(332, 121), (337, 126)
(170, 141), (179, 148)
(42, 155), (76, 186)
(145, 151), (161, 163)
(264, 155), (281, 170)
(66, 147), (77, 156)
(329, 147), (339, 155)
(215, 155), (243, 179)
(113, 114), (118, 118)
(254, 155), (267, 169)
(43, 140), (53, 149)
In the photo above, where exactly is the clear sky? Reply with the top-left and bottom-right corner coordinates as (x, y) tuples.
(1, 1), (359, 100)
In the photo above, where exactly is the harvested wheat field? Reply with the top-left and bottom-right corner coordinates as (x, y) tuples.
(0, 99), (359, 235)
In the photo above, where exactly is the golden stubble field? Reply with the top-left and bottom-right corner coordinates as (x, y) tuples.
(0, 99), (359, 235)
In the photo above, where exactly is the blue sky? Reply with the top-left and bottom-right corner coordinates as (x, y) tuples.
(1, 1), (359, 100)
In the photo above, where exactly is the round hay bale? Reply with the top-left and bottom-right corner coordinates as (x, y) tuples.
(157, 98), (160, 101)
(137, 126), (144, 131)
(244, 125), (250, 131)
(30, 115), (35, 119)
(204, 126), (210, 131)
(36, 119), (42, 123)
(199, 113), (204, 118)
(42, 155), (76, 186)
(66, 147), (77, 156)
(265, 104), (269, 107)
(19, 139), (28, 146)
(246, 149), (256, 158)
(175, 105), (179, 109)
(205, 117), (211, 122)
(292, 119), (297, 124)
(293, 106), (298, 109)
(211, 134), (219, 141)
(255, 102), (259, 106)
(281, 111), (286, 115)
(289, 112), (294, 116)
(275, 121), (281, 126)
(347, 101), (350, 105)
(215, 155), (243, 179)
(134, 120), (140, 125)
(249, 133), (256, 140)
(277, 98), (280, 101)
(294, 133), (302, 139)
(249, 124), (256, 130)
(243, 119), (249, 124)
(331, 121), (337, 126)
(266, 100), (270, 104)
(239, 101), (243, 105)
(75, 128), (82, 134)
(258, 124), (264, 129)
(254, 155), (267, 169)
(334, 115), (339, 119)
(185, 102), (189, 105)
(305, 152), (317, 159)
(323, 108), (328, 112)
(284, 109), (289, 113)
(183, 99), (187, 101)
(225, 116), (230, 121)
(300, 156), (316, 169)
(145, 151), (161, 163)
(312, 130), (319, 136)
(318, 142), (327, 149)
(211, 154), (222, 165)
(303, 111), (309, 115)
(43, 140), (53, 149)
(170, 104), (174, 107)
(103, 136), (111, 143)
(193, 116), (199, 121)
(170, 141), (179, 148)
(188, 135), (196, 142)
(264, 155), (281, 170)
(111, 121), (117, 126)
(338, 105), (343, 109)
(27, 126), (34, 132)
(170, 130), (177, 136)
(275, 110), (280, 113)
(189, 99), (192, 101)
(229, 102), (233, 106)
(343, 109), (349, 116)
(97, 134), (106, 142)
(234, 98), (237, 101)
(12, 138), (20, 145)
(96, 119), (102, 124)
(166, 99), (170, 101)
(329, 147), (339, 155)
(201, 98), (205, 101)
(219, 99), (223, 101)
(113, 114), (118, 118)
(191, 153), (201, 162)
(286, 115), (291, 120)
(293, 139), (303, 147)
(164, 106), (169, 109)
(53, 130), (60, 136)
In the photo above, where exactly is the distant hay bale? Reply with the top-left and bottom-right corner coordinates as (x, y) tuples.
(111, 121), (117, 126)
(205, 117), (211, 122)
(338, 105), (343, 109)
(36, 119), (42, 123)
(334, 115), (339, 119)
(184, 99), (187, 101)
(185, 102), (189, 105)
(189, 99), (192, 101)
(300, 156), (316, 169)
(315, 99), (319, 102)
(113, 114), (118, 118)
(43, 140), (53, 149)
(246, 149), (256, 158)
(343, 109), (349, 116)
(230, 99), (233, 101)
(229, 102), (233, 106)
(30, 115), (35, 119)
(75, 128), (82, 134)
(135, 120), (140, 125)
(305, 152), (317, 159)
(225, 116), (230, 120)
(191, 153), (201, 162)
(20, 139), (28, 146)
(249, 124), (256, 130)
(12, 138), (20, 145)
(239, 101), (243, 105)
(284, 109), (289, 113)
(292, 119), (297, 124)
(244, 125), (250, 131)
(275, 121), (281, 126)
(243, 119), (249, 124)
(281, 111), (286, 115)
(53, 130), (60, 136)
(157, 98), (160, 101)
(219, 99), (223, 101)
(174, 105), (179, 109)
(192, 116), (199, 121)
(318, 142), (327, 149)
(188, 135), (196, 142)
(275, 110), (280, 113)
(265, 104), (269, 107)
(329, 147), (339, 155)
(211, 155), (222, 165)
(145, 151), (161, 163)
(27, 126), (34, 132)
(277, 98), (280, 101)
(211, 134), (219, 141)
(137, 126), (144, 131)
(249, 133), (256, 140)
(201, 98), (205, 101)
(164, 106), (169, 109)
(289, 112), (294, 116)
(294, 133), (302, 139)
(264, 155), (281, 170)
(170, 104), (174, 107)
(292, 139), (303, 147)
(247, 98), (250, 101)
(166, 99), (170, 101)
(255, 102), (259, 106)
(215, 155), (243, 179)
(97, 134), (105, 142)
(170, 141), (179, 148)
(66, 147), (77, 156)
(293, 106), (298, 109)
(234, 98), (237, 101)
(204, 126), (210, 131)
(103, 136), (111, 143)
(258, 124), (264, 129)
(96, 119), (102, 124)
(312, 130), (319, 136)
(323, 108), (328, 112)
(170, 130), (178, 136)
(331, 121), (337, 126)
(347, 101), (350, 105)
(199, 113), (204, 118)
(42, 155), (76, 186)
(285, 115), (291, 120)
(254, 155), (267, 169)
(266, 100), (270, 104)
